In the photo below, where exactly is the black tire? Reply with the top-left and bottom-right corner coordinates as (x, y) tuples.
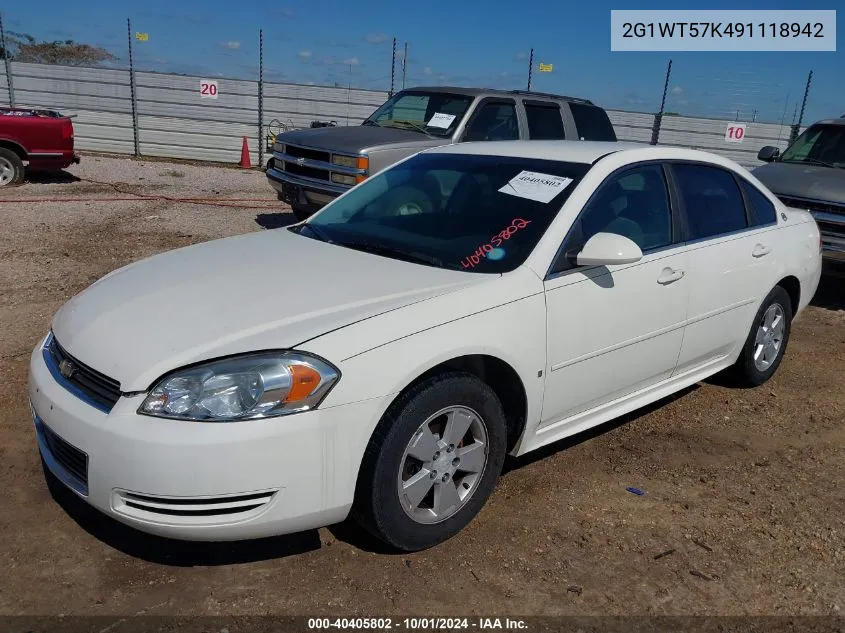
(0, 148), (25, 187)
(352, 372), (508, 552)
(729, 285), (793, 387)
(290, 202), (315, 222)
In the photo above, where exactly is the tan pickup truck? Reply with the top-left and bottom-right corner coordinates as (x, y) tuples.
(266, 86), (617, 220)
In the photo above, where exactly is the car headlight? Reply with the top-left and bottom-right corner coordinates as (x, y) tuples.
(138, 352), (339, 422)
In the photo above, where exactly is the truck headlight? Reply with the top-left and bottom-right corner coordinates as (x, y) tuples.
(138, 352), (339, 421)
(331, 173), (356, 186)
(331, 154), (358, 169)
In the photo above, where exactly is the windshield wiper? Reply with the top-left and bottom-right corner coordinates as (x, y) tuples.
(389, 120), (435, 136)
(781, 158), (842, 169)
(338, 240), (457, 269)
(296, 223), (334, 243)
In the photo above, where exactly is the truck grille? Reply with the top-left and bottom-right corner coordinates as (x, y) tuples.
(777, 196), (845, 218)
(285, 161), (330, 181)
(285, 144), (330, 163)
(778, 196), (845, 243)
(46, 334), (122, 412)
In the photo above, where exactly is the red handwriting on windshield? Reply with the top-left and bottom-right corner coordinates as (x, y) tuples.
(460, 218), (532, 269)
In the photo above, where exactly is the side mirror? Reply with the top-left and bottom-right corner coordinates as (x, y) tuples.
(576, 232), (643, 267)
(757, 146), (780, 162)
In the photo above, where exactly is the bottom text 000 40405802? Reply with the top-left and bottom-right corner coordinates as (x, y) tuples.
(306, 616), (529, 630)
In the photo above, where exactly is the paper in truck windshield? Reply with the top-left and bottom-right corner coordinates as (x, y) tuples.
(427, 112), (457, 129)
(498, 171), (574, 203)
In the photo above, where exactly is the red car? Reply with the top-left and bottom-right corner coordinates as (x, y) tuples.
(0, 107), (80, 186)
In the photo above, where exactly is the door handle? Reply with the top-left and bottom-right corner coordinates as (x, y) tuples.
(657, 267), (685, 285)
(752, 243), (772, 258)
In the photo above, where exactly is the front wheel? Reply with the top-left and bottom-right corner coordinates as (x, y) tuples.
(353, 373), (508, 552)
(729, 286), (793, 386)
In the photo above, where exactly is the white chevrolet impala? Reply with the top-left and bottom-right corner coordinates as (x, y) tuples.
(29, 141), (822, 551)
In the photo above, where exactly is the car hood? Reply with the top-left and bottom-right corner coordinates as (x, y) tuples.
(752, 162), (845, 205)
(51, 229), (479, 392)
(276, 125), (441, 154)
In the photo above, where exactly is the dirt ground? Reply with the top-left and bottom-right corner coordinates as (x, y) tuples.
(0, 156), (843, 619)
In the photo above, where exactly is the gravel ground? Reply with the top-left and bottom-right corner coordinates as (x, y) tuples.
(0, 156), (843, 619)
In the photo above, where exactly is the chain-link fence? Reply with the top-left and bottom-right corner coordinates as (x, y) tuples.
(0, 10), (821, 169)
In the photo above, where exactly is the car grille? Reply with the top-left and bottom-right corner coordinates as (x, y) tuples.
(38, 418), (88, 491)
(285, 144), (330, 163)
(46, 334), (122, 412)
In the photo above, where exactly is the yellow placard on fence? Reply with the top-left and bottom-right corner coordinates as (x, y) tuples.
(538, 63), (553, 72)
(135, 32), (149, 42)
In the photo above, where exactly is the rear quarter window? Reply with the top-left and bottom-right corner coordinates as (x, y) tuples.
(568, 103), (617, 141)
(740, 180), (778, 226)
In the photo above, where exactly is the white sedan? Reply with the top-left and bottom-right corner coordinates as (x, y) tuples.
(29, 141), (822, 552)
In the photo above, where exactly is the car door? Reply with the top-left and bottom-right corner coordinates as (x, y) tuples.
(540, 162), (689, 428)
(669, 162), (780, 375)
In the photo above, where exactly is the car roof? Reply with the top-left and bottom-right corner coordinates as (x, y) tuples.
(427, 140), (651, 164)
(402, 86), (595, 105)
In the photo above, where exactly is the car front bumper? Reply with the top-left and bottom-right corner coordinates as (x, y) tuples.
(28, 338), (383, 541)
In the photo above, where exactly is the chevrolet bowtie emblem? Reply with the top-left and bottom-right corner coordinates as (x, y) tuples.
(58, 359), (77, 379)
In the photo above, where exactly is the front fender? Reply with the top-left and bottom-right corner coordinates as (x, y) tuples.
(300, 290), (548, 452)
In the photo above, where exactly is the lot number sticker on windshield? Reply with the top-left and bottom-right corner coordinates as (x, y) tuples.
(427, 112), (457, 129)
(498, 171), (573, 204)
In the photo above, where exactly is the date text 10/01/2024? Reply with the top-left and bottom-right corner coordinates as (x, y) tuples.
(461, 218), (532, 270)
(307, 617), (529, 629)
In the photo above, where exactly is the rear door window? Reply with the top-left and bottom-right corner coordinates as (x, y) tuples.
(672, 164), (748, 240)
(568, 103), (617, 141)
(523, 101), (566, 140)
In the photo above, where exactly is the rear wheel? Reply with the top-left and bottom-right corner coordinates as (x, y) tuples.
(730, 286), (793, 386)
(353, 373), (507, 552)
(0, 148), (25, 187)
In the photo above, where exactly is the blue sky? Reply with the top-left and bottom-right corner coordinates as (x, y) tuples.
(3, 0), (842, 123)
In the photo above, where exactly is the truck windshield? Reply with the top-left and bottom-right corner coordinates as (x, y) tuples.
(780, 124), (845, 168)
(363, 91), (473, 138)
(298, 152), (592, 273)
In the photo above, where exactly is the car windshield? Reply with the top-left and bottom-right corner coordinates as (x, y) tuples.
(363, 91), (474, 138)
(295, 152), (591, 273)
(779, 124), (845, 168)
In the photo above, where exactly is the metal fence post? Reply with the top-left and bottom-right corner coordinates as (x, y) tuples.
(0, 13), (15, 107)
(651, 59), (672, 145)
(389, 37), (396, 97)
(526, 48), (534, 91)
(127, 18), (140, 157)
(790, 70), (812, 144)
(402, 42), (408, 89)
(258, 28), (264, 169)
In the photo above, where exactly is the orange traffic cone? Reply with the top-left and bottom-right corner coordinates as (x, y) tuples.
(239, 136), (252, 169)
